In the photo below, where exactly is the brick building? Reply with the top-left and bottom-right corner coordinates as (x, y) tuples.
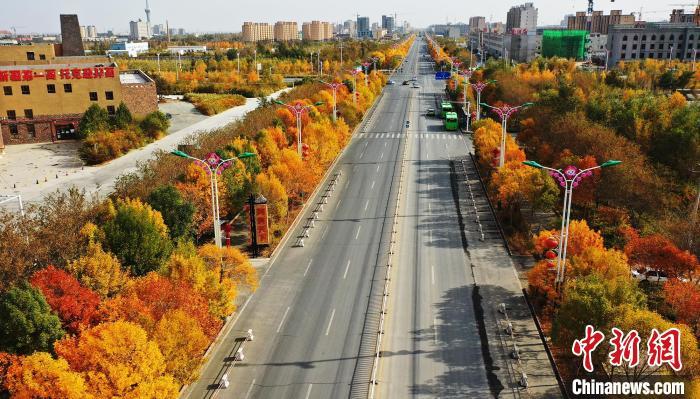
(0, 44), (157, 145)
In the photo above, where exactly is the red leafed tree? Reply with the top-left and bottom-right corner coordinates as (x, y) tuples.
(29, 266), (101, 334)
(624, 232), (700, 279)
(663, 280), (700, 335)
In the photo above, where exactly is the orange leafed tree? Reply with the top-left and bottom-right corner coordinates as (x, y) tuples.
(152, 309), (209, 385)
(532, 219), (604, 258)
(5, 352), (90, 399)
(663, 280), (700, 335)
(624, 231), (699, 279)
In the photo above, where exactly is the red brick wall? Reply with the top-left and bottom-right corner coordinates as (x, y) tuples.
(1, 122), (54, 145)
(121, 82), (158, 117)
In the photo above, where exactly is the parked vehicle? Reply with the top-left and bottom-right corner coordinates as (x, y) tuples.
(632, 268), (669, 283)
(426, 108), (435, 116)
(387, 80), (395, 85)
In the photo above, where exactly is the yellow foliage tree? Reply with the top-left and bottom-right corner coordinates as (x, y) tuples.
(198, 244), (258, 291)
(6, 352), (91, 399)
(68, 241), (130, 299)
(152, 309), (209, 385)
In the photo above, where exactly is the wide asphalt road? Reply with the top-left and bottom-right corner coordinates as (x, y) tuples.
(184, 39), (422, 399)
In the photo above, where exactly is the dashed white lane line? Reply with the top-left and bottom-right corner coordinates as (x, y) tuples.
(355, 225), (362, 240)
(321, 226), (329, 240)
(277, 307), (290, 333)
(380, 152), (384, 160)
(360, 150), (365, 159)
(304, 259), (313, 276)
(305, 384), (313, 399)
(428, 202), (431, 213)
(244, 379), (256, 399)
(431, 265), (435, 285)
(364, 199), (370, 212)
(371, 180), (375, 189)
(376, 164), (381, 172)
(325, 309), (336, 336)
(336, 198), (342, 210)
(343, 260), (351, 279)
(434, 317), (439, 344)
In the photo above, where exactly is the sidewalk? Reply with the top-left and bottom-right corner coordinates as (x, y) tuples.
(6, 88), (290, 204)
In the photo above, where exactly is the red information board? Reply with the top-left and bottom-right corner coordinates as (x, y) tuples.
(254, 203), (269, 245)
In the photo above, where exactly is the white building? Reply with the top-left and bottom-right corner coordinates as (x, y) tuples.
(129, 19), (150, 40)
(167, 45), (207, 55)
(108, 41), (149, 57)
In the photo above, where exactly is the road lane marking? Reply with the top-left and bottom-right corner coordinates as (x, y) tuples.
(325, 309), (336, 336)
(380, 152), (384, 160)
(244, 379), (256, 399)
(277, 307), (290, 333)
(376, 164), (380, 172)
(360, 150), (365, 159)
(371, 180), (375, 189)
(304, 259), (313, 276)
(336, 198), (342, 210)
(429, 229), (432, 243)
(364, 199), (370, 212)
(305, 384), (313, 399)
(431, 265), (435, 285)
(343, 260), (351, 279)
(428, 202), (431, 213)
(355, 225), (362, 240)
(321, 226), (328, 240)
(384, 142), (387, 147)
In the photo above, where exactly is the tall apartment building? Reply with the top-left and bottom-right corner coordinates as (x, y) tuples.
(469, 16), (487, 33)
(357, 16), (371, 38)
(506, 3), (538, 33)
(274, 21), (298, 41)
(670, 8), (700, 25)
(382, 15), (395, 33)
(242, 22), (274, 42)
(343, 20), (357, 37)
(606, 22), (700, 67)
(302, 21), (333, 41)
(129, 19), (150, 40)
(567, 10), (635, 34)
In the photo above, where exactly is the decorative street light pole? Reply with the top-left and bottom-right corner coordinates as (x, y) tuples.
(371, 56), (380, 72)
(171, 150), (256, 248)
(470, 80), (494, 121)
(361, 61), (371, 86)
(348, 69), (360, 105)
(523, 160), (622, 292)
(459, 69), (473, 130)
(273, 100), (324, 157)
(480, 102), (533, 168)
(318, 80), (344, 122)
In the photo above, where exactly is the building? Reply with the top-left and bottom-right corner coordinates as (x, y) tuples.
(431, 23), (468, 38)
(167, 45), (207, 55)
(541, 29), (589, 60)
(469, 16), (487, 33)
(302, 21), (333, 41)
(489, 22), (505, 34)
(85, 26), (97, 39)
(606, 22), (700, 67)
(589, 32), (608, 56)
(382, 15), (395, 33)
(129, 19), (150, 40)
(0, 45), (157, 145)
(343, 20), (357, 37)
(504, 31), (542, 62)
(152, 24), (164, 36)
(670, 8), (700, 25)
(60, 14), (85, 56)
(372, 27), (388, 40)
(274, 21), (298, 41)
(567, 10), (635, 34)
(506, 3), (538, 33)
(107, 42), (149, 57)
(357, 16), (371, 38)
(242, 22), (273, 42)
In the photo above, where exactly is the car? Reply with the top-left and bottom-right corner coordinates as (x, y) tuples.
(631, 268), (669, 283)
(402, 80), (410, 85)
(412, 83), (420, 88)
(426, 108), (435, 116)
(387, 80), (395, 85)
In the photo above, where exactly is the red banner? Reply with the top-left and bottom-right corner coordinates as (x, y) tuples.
(254, 203), (269, 245)
(0, 67), (115, 82)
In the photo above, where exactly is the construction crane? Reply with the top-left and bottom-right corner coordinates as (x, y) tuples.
(10, 26), (26, 37)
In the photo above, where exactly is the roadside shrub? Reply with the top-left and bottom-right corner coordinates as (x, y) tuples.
(79, 130), (145, 165)
(183, 93), (246, 116)
(139, 111), (170, 139)
(78, 104), (109, 138)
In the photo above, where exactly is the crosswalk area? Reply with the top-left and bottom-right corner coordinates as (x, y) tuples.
(356, 132), (465, 140)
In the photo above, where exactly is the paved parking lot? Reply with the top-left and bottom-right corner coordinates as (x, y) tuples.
(0, 141), (84, 191)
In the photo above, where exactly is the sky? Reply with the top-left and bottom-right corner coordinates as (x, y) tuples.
(0, 0), (691, 35)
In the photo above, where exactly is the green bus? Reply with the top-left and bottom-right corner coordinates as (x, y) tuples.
(444, 112), (458, 131)
(440, 101), (453, 119)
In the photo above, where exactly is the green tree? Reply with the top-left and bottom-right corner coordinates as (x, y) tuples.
(102, 199), (173, 276)
(0, 282), (65, 355)
(146, 185), (196, 240)
(139, 111), (170, 139)
(78, 104), (109, 138)
(113, 102), (133, 129)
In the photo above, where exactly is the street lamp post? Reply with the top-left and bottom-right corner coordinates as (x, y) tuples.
(362, 61), (371, 86)
(171, 150), (256, 248)
(459, 69), (473, 129)
(523, 160), (622, 292)
(693, 49), (697, 72)
(470, 80), (494, 121)
(604, 46), (609, 72)
(274, 100), (324, 157)
(237, 51), (240, 75)
(480, 102), (533, 168)
(348, 69), (360, 105)
(371, 56), (380, 72)
(319, 80), (344, 122)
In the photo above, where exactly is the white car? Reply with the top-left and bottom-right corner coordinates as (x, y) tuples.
(631, 268), (669, 283)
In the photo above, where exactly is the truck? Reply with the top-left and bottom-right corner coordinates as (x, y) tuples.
(444, 112), (458, 131)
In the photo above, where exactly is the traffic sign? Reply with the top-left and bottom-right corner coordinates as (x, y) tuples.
(435, 71), (450, 80)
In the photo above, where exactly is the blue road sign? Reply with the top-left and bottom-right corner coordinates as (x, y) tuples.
(435, 71), (450, 80)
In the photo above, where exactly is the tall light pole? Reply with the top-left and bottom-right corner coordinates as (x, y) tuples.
(319, 80), (344, 122)
(604, 45), (609, 72)
(274, 100), (324, 157)
(348, 69), (360, 105)
(362, 61), (371, 86)
(254, 49), (257, 72)
(371, 56), (380, 72)
(237, 51), (240, 75)
(459, 69), (473, 130)
(171, 150), (256, 248)
(523, 160), (622, 292)
(480, 102), (533, 168)
(470, 80), (494, 121)
(693, 48), (697, 72)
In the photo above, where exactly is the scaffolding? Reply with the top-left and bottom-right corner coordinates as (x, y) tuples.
(541, 30), (589, 60)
